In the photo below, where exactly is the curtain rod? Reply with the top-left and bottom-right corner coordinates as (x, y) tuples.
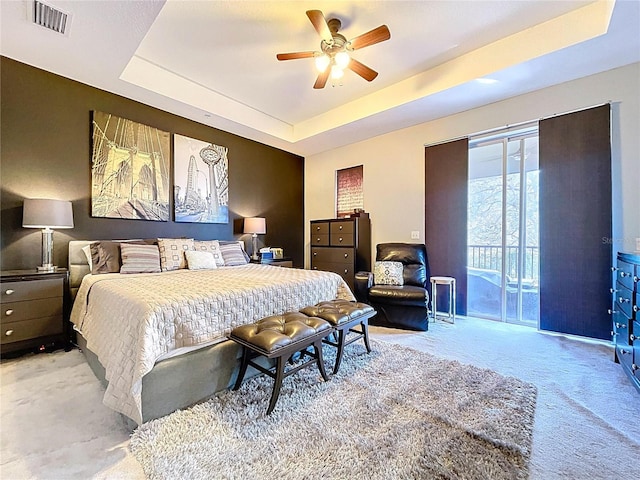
(423, 101), (611, 148)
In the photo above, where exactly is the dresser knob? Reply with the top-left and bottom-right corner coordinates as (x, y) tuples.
(634, 305), (638, 313)
(620, 348), (631, 355)
(5, 309), (13, 316)
(339, 225), (343, 230)
(5, 289), (14, 295)
(338, 237), (343, 242)
(610, 288), (617, 294)
(611, 266), (618, 272)
(619, 297), (630, 303)
(631, 334), (638, 341)
(316, 226), (320, 231)
(313, 252), (317, 256)
(344, 253), (348, 258)
(620, 271), (631, 278)
(316, 238), (320, 242)
(615, 323), (626, 329)
(344, 269), (348, 274)
(5, 329), (13, 336)
(608, 309), (617, 315)
(632, 364), (639, 371)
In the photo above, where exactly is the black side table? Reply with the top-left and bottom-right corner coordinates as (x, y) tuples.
(0, 269), (70, 355)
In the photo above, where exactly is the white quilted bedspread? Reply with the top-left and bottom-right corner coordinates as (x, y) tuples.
(70, 265), (354, 425)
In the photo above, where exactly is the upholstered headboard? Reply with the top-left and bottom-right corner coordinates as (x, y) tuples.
(68, 240), (93, 301)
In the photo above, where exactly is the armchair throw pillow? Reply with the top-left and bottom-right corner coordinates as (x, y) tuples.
(374, 261), (404, 286)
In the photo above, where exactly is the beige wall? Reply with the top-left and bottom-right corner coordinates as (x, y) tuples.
(305, 62), (640, 267)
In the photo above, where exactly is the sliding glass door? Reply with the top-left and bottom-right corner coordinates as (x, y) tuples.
(467, 127), (539, 326)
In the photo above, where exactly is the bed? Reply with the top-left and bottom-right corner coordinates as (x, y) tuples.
(68, 240), (354, 427)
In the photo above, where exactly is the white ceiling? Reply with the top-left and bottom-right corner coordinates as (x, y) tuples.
(1, 0), (638, 157)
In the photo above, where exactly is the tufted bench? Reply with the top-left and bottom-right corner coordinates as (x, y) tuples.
(300, 299), (376, 374)
(229, 311), (333, 415)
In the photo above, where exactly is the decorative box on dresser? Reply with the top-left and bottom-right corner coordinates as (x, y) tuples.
(310, 214), (371, 291)
(611, 252), (640, 392)
(0, 269), (69, 355)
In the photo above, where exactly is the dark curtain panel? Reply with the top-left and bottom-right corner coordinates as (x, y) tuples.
(425, 138), (469, 315)
(539, 104), (612, 339)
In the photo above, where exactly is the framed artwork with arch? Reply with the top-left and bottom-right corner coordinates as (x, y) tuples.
(90, 111), (170, 221)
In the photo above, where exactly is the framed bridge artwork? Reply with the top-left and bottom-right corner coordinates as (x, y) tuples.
(90, 111), (170, 221)
(173, 134), (229, 224)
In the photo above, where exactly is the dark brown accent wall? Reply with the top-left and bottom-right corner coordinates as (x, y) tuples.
(0, 57), (304, 270)
(424, 138), (469, 315)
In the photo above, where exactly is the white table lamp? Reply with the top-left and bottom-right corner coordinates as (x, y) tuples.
(23, 198), (74, 271)
(244, 217), (266, 261)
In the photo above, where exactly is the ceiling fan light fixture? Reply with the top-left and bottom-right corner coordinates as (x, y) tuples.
(330, 65), (344, 80)
(334, 51), (350, 69)
(315, 54), (330, 72)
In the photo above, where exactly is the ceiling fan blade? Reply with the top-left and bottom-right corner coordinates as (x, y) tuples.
(313, 68), (330, 89)
(276, 51), (316, 61)
(348, 58), (378, 82)
(349, 25), (391, 50)
(306, 10), (332, 43)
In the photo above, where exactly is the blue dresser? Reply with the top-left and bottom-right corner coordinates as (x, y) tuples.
(612, 252), (640, 392)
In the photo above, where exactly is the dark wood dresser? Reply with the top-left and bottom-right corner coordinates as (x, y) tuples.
(1, 269), (69, 355)
(611, 252), (640, 392)
(310, 214), (371, 291)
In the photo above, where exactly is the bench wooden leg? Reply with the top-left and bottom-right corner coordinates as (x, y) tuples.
(267, 356), (285, 415)
(333, 328), (346, 375)
(314, 339), (330, 381)
(233, 346), (250, 391)
(362, 319), (372, 353)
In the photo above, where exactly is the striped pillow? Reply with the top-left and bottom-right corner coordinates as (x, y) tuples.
(120, 244), (161, 274)
(219, 241), (249, 266)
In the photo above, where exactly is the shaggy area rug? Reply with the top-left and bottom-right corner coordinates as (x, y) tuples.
(130, 340), (537, 480)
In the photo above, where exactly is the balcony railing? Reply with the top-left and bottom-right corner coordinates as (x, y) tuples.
(468, 245), (539, 281)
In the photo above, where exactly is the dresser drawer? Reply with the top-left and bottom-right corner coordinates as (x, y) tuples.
(330, 233), (354, 247)
(311, 262), (354, 281)
(615, 283), (634, 318)
(615, 259), (636, 291)
(1, 316), (64, 345)
(330, 221), (354, 235)
(613, 310), (630, 347)
(311, 234), (330, 246)
(2, 297), (63, 323)
(1, 278), (63, 303)
(310, 222), (329, 235)
(311, 247), (353, 264)
(633, 321), (640, 382)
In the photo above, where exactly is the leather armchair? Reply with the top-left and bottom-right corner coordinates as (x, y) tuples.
(354, 243), (431, 331)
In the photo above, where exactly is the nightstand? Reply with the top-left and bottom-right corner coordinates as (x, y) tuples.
(0, 269), (69, 355)
(251, 258), (294, 268)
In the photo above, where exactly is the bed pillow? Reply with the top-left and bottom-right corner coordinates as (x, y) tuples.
(374, 261), (404, 286)
(81, 245), (93, 270)
(219, 241), (249, 266)
(219, 240), (250, 263)
(90, 241), (122, 274)
(120, 244), (161, 274)
(185, 251), (217, 270)
(157, 238), (195, 271)
(193, 240), (225, 267)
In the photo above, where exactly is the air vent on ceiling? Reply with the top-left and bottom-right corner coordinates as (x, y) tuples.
(32, 0), (71, 35)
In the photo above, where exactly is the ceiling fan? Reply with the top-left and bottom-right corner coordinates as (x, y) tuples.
(276, 10), (391, 89)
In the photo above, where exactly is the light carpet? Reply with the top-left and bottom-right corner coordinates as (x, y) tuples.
(129, 340), (537, 480)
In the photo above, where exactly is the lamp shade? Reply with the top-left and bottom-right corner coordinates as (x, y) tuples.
(23, 198), (74, 229)
(243, 217), (266, 234)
